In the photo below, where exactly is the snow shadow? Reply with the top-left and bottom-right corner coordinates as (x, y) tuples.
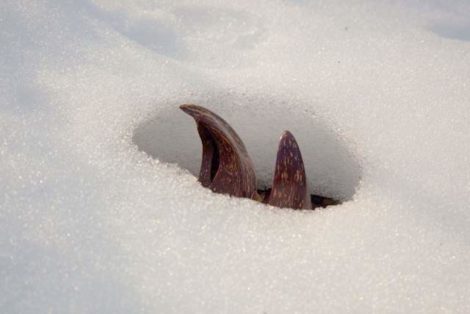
(431, 22), (470, 41)
(133, 96), (362, 201)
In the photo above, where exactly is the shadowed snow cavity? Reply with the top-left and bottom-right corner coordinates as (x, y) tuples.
(133, 95), (361, 201)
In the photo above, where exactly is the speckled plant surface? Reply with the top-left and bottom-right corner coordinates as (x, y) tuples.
(1, 0), (470, 313)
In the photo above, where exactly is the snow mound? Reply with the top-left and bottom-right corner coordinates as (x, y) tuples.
(1, 0), (470, 313)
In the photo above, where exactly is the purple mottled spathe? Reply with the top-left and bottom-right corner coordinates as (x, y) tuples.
(180, 104), (259, 200)
(180, 104), (336, 210)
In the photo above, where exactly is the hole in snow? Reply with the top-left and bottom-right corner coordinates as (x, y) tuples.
(133, 95), (362, 203)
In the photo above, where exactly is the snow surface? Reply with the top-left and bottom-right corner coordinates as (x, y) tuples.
(1, 0), (470, 312)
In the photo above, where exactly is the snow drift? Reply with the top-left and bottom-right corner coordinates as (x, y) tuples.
(1, 0), (470, 312)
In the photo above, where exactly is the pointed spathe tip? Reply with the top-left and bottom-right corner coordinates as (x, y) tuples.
(180, 104), (218, 122)
(179, 104), (193, 110)
(281, 130), (294, 139)
(179, 104), (199, 116)
(279, 130), (296, 145)
(277, 130), (300, 153)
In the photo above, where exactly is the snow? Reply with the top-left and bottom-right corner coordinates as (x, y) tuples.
(1, 0), (470, 312)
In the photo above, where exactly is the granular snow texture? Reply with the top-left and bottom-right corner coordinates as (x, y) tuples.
(1, 0), (470, 313)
